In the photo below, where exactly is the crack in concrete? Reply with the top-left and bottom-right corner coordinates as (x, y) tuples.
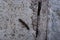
(36, 1), (42, 38)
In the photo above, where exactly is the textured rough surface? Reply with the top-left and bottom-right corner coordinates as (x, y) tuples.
(0, 0), (60, 40)
(0, 0), (48, 40)
(30, 0), (38, 31)
(48, 0), (60, 40)
(0, 0), (35, 40)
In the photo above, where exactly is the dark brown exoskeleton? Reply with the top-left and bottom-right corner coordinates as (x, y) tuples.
(18, 19), (30, 30)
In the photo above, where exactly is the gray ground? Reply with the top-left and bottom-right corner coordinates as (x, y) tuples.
(0, 0), (60, 40)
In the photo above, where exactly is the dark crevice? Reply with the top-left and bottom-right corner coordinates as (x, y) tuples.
(37, 2), (42, 16)
(18, 19), (30, 30)
(45, 29), (47, 40)
(36, 28), (38, 37)
(45, 18), (48, 40)
(36, 2), (42, 38)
